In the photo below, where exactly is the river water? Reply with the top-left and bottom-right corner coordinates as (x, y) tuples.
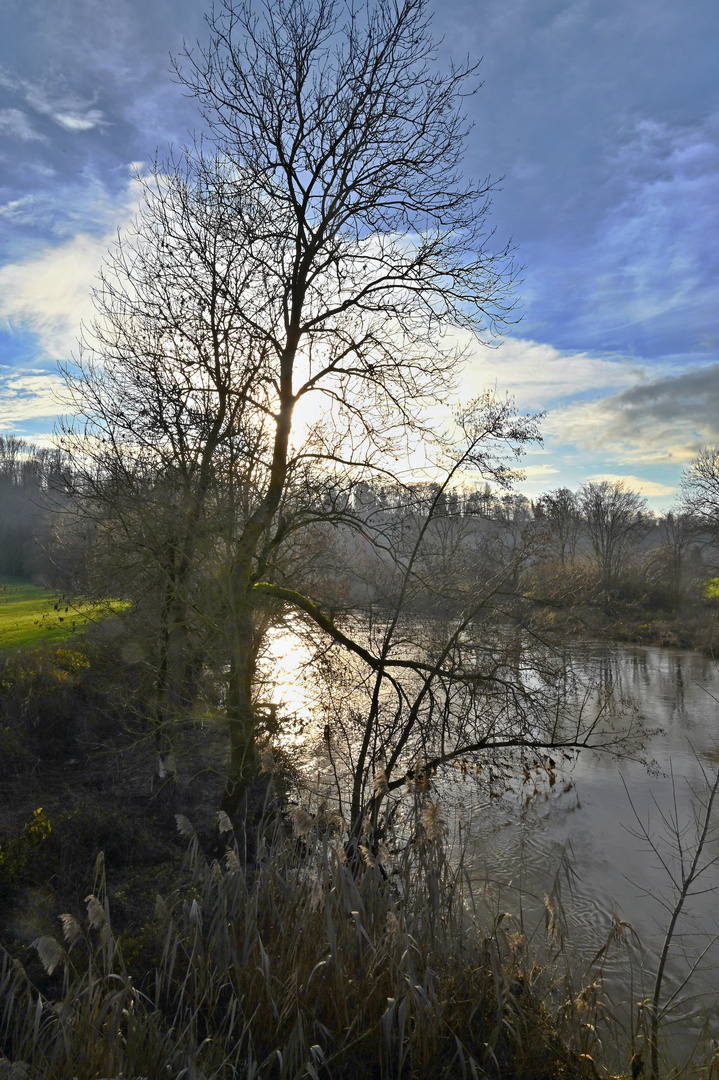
(460, 645), (719, 1063)
(262, 632), (719, 1063)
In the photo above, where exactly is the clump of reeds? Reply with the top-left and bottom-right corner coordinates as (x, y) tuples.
(0, 792), (602, 1079)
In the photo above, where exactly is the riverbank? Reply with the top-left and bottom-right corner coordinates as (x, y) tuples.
(529, 592), (719, 656)
(0, 635), (599, 1079)
(2, 630), (718, 1076)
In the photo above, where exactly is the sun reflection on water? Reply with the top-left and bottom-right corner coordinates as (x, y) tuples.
(256, 622), (322, 748)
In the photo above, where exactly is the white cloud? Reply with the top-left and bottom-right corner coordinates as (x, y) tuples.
(521, 462), (560, 481)
(0, 233), (108, 360)
(0, 66), (107, 135)
(53, 110), (106, 132)
(459, 334), (644, 409)
(0, 107), (46, 142)
(0, 177), (139, 360)
(0, 369), (64, 427)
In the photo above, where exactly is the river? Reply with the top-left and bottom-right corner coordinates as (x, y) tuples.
(261, 631), (719, 1065)
(461, 645), (719, 1065)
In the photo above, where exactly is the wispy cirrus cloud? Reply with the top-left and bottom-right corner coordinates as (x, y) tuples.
(530, 112), (719, 361)
(0, 368), (64, 428)
(0, 107), (47, 142)
(591, 115), (719, 335)
(0, 174), (137, 237)
(0, 66), (107, 135)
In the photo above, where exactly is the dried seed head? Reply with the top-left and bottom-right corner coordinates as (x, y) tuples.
(419, 800), (448, 841)
(59, 913), (82, 948)
(175, 814), (196, 839)
(290, 806), (315, 838)
(543, 894), (562, 946)
(360, 845), (377, 868)
(32, 936), (65, 975)
(85, 894), (106, 930)
(373, 768), (389, 797)
(225, 848), (241, 874)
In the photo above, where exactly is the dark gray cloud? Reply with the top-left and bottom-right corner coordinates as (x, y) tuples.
(556, 363), (719, 462)
(611, 364), (719, 429)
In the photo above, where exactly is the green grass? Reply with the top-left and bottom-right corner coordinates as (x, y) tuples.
(0, 576), (126, 652)
(704, 576), (719, 599)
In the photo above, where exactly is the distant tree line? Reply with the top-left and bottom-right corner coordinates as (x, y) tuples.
(532, 476), (717, 616)
(0, 436), (68, 581)
(345, 469), (717, 609)
(4, 435), (718, 622)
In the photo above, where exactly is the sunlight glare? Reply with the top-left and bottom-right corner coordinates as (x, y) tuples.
(257, 622), (321, 748)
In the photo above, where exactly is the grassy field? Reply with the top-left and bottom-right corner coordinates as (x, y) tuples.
(0, 576), (124, 651)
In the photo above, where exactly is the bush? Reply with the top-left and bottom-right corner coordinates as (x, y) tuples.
(0, 809), (53, 895)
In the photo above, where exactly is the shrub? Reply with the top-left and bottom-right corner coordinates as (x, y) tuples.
(0, 809), (53, 894)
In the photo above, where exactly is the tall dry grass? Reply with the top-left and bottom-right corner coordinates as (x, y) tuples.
(0, 786), (687, 1080)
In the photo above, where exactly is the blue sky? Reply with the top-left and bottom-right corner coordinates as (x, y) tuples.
(1, 0), (717, 509)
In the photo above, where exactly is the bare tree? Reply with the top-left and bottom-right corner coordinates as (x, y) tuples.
(58, 157), (273, 725)
(579, 480), (647, 597)
(536, 486), (581, 568)
(60, 0), (646, 818)
(622, 760), (719, 1080)
(646, 512), (695, 606)
(281, 402), (647, 849)
(164, 0), (522, 802)
(679, 447), (719, 560)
